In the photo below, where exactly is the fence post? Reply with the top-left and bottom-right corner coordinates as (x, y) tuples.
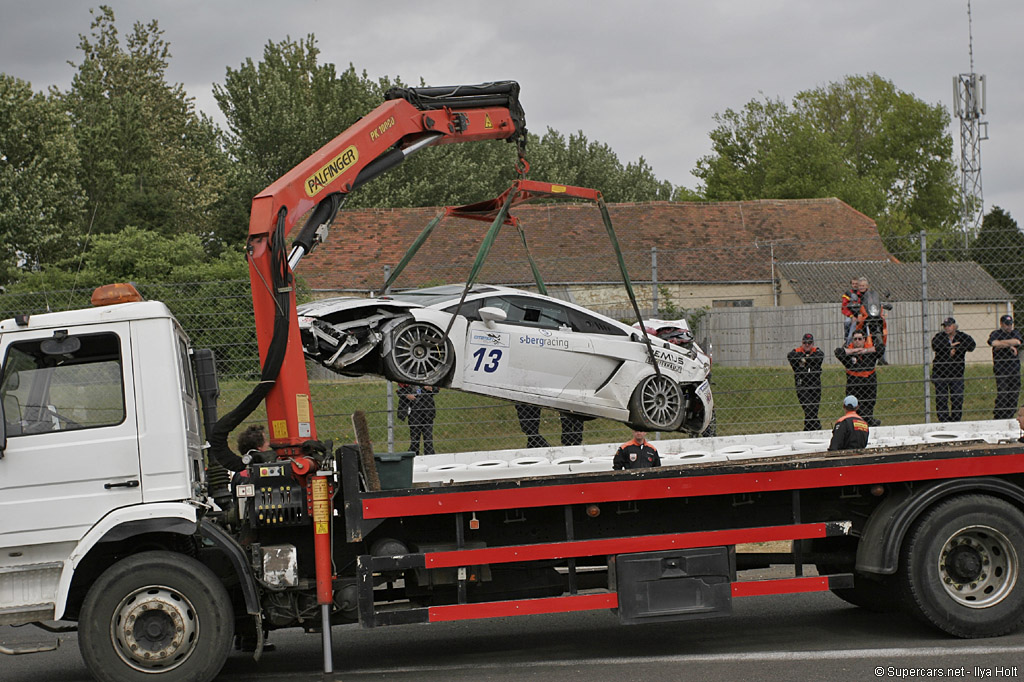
(384, 266), (396, 453)
(651, 247), (658, 318)
(920, 231), (931, 424)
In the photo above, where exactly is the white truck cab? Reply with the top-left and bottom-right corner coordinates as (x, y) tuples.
(0, 290), (206, 625)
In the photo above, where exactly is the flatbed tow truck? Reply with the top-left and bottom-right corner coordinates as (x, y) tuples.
(1, 82), (1023, 682)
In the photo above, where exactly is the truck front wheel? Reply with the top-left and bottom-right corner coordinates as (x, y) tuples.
(78, 551), (234, 682)
(899, 494), (1024, 638)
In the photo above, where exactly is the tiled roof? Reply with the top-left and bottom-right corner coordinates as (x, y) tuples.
(301, 197), (893, 291)
(778, 261), (1011, 303)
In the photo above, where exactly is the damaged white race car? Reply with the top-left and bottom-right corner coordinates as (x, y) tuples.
(297, 284), (713, 432)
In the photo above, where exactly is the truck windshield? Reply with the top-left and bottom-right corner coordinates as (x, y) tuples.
(1, 333), (125, 436)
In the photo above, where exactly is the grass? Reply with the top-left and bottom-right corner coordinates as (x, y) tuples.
(215, 362), (1017, 454)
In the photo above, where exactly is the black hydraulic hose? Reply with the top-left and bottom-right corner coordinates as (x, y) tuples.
(208, 209), (292, 472)
(291, 193), (345, 256)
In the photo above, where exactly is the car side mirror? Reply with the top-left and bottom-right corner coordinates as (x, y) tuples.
(479, 307), (507, 326)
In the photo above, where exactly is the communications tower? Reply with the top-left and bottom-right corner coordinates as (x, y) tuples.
(953, 0), (988, 241)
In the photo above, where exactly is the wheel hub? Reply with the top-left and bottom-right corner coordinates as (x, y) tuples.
(113, 587), (198, 671)
(938, 525), (1019, 608)
(945, 545), (982, 583)
(391, 323), (450, 383)
(640, 376), (682, 429)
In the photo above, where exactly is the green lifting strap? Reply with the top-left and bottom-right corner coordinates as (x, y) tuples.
(516, 222), (547, 296)
(598, 198), (661, 377)
(442, 187), (520, 339)
(381, 211), (445, 293)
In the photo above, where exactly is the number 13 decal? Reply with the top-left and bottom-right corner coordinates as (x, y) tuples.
(472, 347), (502, 373)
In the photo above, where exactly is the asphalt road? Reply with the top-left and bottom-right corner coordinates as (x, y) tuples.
(4, 587), (1024, 682)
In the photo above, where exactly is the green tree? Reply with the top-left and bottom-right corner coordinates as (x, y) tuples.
(0, 75), (86, 282)
(971, 207), (1024, 311)
(214, 36), (385, 238)
(527, 129), (673, 202)
(214, 37), (675, 221)
(63, 6), (227, 244)
(6, 227), (248, 292)
(695, 74), (959, 249)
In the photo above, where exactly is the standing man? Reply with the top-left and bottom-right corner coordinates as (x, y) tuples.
(828, 395), (870, 451)
(514, 403), (550, 449)
(930, 317), (976, 423)
(787, 333), (824, 430)
(404, 385), (438, 455)
(612, 430), (661, 470)
(835, 331), (884, 427)
(559, 412), (586, 446)
(841, 277), (861, 344)
(988, 314), (1023, 419)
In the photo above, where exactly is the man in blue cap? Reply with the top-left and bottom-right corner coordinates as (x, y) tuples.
(828, 395), (869, 451)
(931, 317), (976, 422)
(988, 314), (1022, 419)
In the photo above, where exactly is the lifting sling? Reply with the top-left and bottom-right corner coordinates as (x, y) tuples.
(381, 179), (663, 375)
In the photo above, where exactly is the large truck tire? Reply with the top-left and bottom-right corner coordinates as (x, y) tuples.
(78, 550), (234, 682)
(898, 494), (1024, 638)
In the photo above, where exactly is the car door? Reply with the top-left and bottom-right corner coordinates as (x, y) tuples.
(0, 325), (141, 554)
(461, 295), (593, 400)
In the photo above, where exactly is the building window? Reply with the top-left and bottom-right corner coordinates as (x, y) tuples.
(712, 299), (754, 308)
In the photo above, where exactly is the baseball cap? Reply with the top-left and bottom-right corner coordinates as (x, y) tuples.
(942, 317), (956, 327)
(843, 395), (859, 408)
(802, 333), (814, 342)
(1001, 314), (1014, 325)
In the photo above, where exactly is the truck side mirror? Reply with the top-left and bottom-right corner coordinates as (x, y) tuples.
(0, 392), (6, 457)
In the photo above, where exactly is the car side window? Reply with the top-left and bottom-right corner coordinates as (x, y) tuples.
(441, 298), (484, 320)
(1, 333), (125, 436)
(566, 308), (628, 336)
(485, 296), (570, 330)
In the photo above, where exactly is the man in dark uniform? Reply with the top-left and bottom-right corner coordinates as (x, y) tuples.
(788, 332), (824, 430)
(835, 332), (885, 427)
(930, 317), (976, 423)
(988, 314), (1023, 419)
(612, 430), (660, 470)
(514, 403), (550, 449)
(559, 412), (586, 446)
(828, 395), (870, 451)
(403, 384), (437, 455)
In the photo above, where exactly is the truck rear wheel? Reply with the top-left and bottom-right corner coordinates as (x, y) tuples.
(78, 551), (234, 682)
(898, 494), (1024, 638)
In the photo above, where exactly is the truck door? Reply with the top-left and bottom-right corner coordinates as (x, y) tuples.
(0, 325), (141, 552)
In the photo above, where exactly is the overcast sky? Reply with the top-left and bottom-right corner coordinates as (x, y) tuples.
(3, 0), (1021, 225)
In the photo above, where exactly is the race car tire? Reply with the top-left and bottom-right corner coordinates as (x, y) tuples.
(628, 373), (684, 432)
(384, 321), (454, 386)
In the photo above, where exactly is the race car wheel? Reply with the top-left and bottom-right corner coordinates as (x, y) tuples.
(385, 321), (454, 385)
(628, 373), (684, 432)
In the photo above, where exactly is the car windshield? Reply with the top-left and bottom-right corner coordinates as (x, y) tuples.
(386, 284), (497, 307)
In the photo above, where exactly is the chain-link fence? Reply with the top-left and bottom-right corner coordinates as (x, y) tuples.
(3, 223), (1022, 454)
